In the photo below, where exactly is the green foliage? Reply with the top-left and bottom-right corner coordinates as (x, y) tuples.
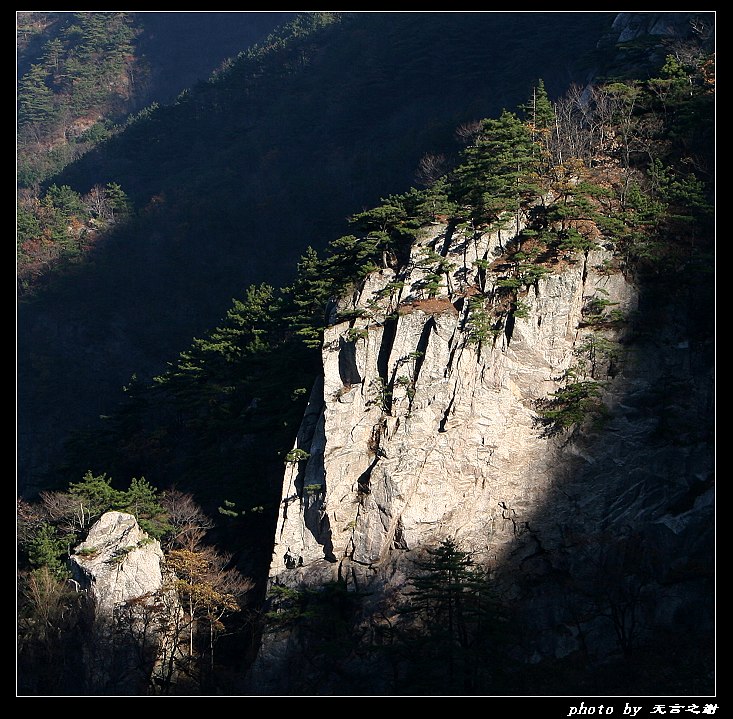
(26, 523), (69, 578)
(62, 471), (170, 538)
(17, 203), (42, 246)
(218, 499), (241, 518)
(581, 292), (626, 327)
(557, 227), (595, 255)
(156, 283), (278, 389)
(465, 297), (501, 346)
(116, 476), (171, 538)
(496, 276), (523, 291)
(17, 179), (135, 293)
(574, 333), (623, 379)
(618, 181), (666, 253)
(265, 584), (307, 626)
(43, 184), (85, 219)
(77, 121), (111, 144)
(104, 182), (131, 219)
(17, 17), (716, 696)
(412, 272), (443, 298)
(520, 78), (555, 132)
(648, 159), (713, 224)
(391, 538), (511, 694)
(68, 471), (124, 525)
(512, 299), (530, 320)
(18, 63), (57, 126)
(518, 263), (553, 286)
(349, 201), (407, 234)
(450, 110), (541, 224)
(414, 177), (458, 218)
(540, 180), (612, 256)
(345, 327), (368, 342)
(284, 448), (310, 465)
(17, 12), (139, 185)
(534, 377), (606, 436)
(284, 246), (335, 347)
(264, 579), (367, 677)
(395, 375), (416, 401)
(366, 376), (392, 413)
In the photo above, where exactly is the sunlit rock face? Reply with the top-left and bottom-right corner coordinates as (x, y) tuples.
(70, 512), (179, 694)
(251, 212), (713, 692)
(270, 222), (631, 580)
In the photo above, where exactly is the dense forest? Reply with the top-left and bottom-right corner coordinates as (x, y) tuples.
(17, 11), (292, 290)
(17, 10), (714, 694)
(16, 12), (292, 187)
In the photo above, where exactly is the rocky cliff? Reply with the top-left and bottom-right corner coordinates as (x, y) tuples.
(248, 215), (714, 694)
(597, 11), (715, 79)
(70, 512), (179, 694)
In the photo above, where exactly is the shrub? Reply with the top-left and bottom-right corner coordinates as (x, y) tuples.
(534, 379), (606, 436)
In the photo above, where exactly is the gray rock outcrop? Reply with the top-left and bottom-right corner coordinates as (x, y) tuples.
(249, 217), (714, 693)
(70, 511), (178, 694)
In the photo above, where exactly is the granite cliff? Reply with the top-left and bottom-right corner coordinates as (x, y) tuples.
(249, 212), (714, 694)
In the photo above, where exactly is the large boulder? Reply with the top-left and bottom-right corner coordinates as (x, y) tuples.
(70, 511), (178, 694)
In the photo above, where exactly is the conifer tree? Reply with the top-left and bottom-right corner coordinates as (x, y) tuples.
(520, 78), (555, 144)
(391, 538), (510, 694)
(67, 471), (124, 528)
(451, 110), (540, 228)
(117, 477), (171, 538)
(18, 63), (56, 127)
(283, 247), (334, 348)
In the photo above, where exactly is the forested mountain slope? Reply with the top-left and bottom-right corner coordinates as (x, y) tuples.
(17, 11), (293, 186)
(17, 11), (714, 696)
(19, 12), (623, 496)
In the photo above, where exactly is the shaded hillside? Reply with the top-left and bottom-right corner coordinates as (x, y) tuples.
(16, 12), (292, 188)
(18, 11), (621, 496)
(133, 12), (297, 107)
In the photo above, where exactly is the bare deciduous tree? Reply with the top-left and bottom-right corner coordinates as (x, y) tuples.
(415, 152), (448, 187)
(160, 487), (215, 551)
(455, 119), (482, 145)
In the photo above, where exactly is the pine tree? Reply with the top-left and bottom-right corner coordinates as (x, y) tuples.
(43, 184), (86, 220)
(18, 63), (56, 127)
(520, 78), (555, 136)
(105, 182), (131, 220)
(67, 471), (124, 528)
(117, 477), (171, 538)
(283, 247), (334, 348)
(451, 110), (540, 227)
(392, 538), (510, 694)
(26, 523), (69, 577)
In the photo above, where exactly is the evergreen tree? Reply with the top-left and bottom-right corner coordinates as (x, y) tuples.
(520, 78), (555, 141)
(17, 203), (42, 247)
(43, 184), (86, 220)
(26, 523), (69, 578)
(391, 538), (510, 694)
(105, 182), (131, 220)
(67, 471), (124, 528)
(18, 63), (56, 127)
(283, 247), (334, 348)
(117, 477), (171, 538)
(450, 110), (540, 227)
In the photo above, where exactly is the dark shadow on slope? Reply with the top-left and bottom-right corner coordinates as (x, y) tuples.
(18, 11), (619, 497)
(134, 12), (297, 107)
(483, 267), (716, 696)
